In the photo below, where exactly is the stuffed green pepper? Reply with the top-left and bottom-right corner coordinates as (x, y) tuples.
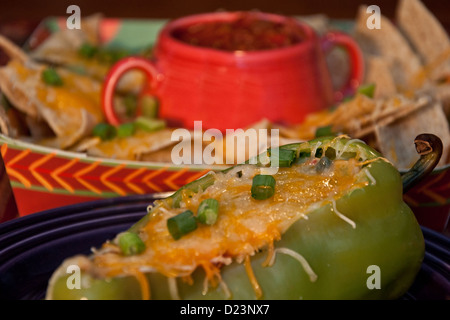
(46, 135), (439, 300)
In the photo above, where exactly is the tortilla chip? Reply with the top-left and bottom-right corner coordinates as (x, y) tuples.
(210, 119), (274, 165)
(375, 98), (450, 169)
(0, 36), (40, 117)
(0, 35), (28, 64)
(358, 96), (433, 138)
(85, 128), (176, 161)
(70, 136), (102, 153)
(0, 102), (15, 137)
(353, 5), (422, 88)
(0, 91), (30, 138)
(30, 14), (102, 65)
(364, 56), (397, 99)
(435, 84), (450, 118)
(28, 14), (115, 84)
(0, 58), (103, 149)
(0, 62), (40, 118)
(397, 0), (450, 83)
(397, 0), (450, 65)
(140, 145), (176, 163)
(37, 108), (97, 149)
(29, 14), (145, 92)
(24, 114), (53, 139)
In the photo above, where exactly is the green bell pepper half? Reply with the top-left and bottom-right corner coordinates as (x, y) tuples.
(47, 135), (437, 300)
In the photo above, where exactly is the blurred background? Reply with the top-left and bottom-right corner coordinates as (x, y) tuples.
(0, 0), (449, 234)
(0, 0), (448, 45)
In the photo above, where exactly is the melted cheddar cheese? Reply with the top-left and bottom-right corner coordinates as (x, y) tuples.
(92, 157), (369, 287)
(86, 129), (175, 160)
(8, 59), (103, 140)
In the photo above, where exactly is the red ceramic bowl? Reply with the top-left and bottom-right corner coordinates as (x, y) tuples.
(102, 11), (364, 131)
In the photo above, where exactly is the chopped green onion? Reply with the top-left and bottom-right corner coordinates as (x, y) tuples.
(357, 83), (376, 98)
(251, 175), (276, 200)
(295, 151), (311, 164)
(329, 104), (338, 112)
(134, 116), (166, 132)
(110, 50), (129, 63)
(325, 147), (336, 160)
(342, 96), (354, 103)
(197, 198), (219, 225)
(41, 68), (63, 86)
(167, 210), (198, 240)
(315, 148), (323, 158)
(97, 48), (130, 64)
(92, 123), (117, 141)
(316, 156), (332, 173)
(78, 43), (98, 59)
(118, 232), (146, 256)
(315, 125), (334, 138)
(140, 95), (159, 119)
(117, 122), (136, 138)
(123, 94), (138, 118)
(268, 148), (296, 167)
(67, 65), (87, 75)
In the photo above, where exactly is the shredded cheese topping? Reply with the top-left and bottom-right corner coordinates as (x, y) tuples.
(168, 277), (180, 300)
(331, 199), (356, 229)
(88, 141), (375, 299)
(9, 60), (103, 138)
(244, 255), (263, 299)
(364, 167), (377, 186)
(268, 247), (318, 283)
(218, 274), (232, 300)
(133, 270), (151, 300)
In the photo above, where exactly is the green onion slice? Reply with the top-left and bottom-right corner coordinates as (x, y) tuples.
(268, 148), (296, 167)
(78, 43), (98, 59)
(295, 151), (311, 164)
(357, 83), (376, 98)
(118, 232), (146, 256)
(251, 174), (276, 200)
(92, 123), (117, 141)
(97, 48), (130, 64)
(134, 116), (166, 132)
(117, 122), (136, 138)
(140, 95), (159, 119)
(325, 147), (336, 160)
(167, 210), (198, 240)
(123, 94), (138, 118)
(197, 198), (219, 225)
(315, 148), (323, 158)
(41, 68), (63, 86)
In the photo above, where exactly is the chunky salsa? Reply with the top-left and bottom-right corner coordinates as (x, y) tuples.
(171, 13), (306, 51)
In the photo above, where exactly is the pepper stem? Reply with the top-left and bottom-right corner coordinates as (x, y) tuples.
(401, 133), (443, 193)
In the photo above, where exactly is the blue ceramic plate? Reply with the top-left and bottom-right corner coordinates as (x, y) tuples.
(0, 194), (448, 300)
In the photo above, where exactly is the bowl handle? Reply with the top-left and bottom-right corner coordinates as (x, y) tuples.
(320, 31), (365, 101)
(101, 57), (159, 125)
